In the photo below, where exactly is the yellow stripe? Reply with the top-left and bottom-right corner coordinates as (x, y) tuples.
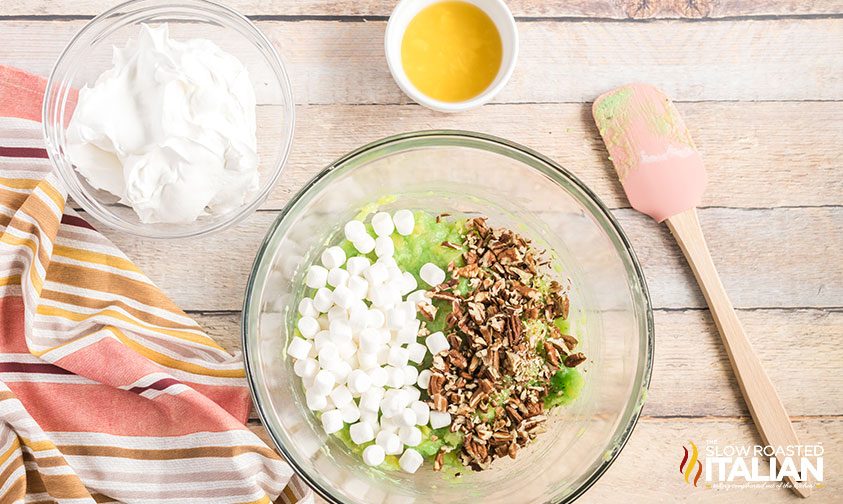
(0, 275), (21, 287)
(35, 305), (224, 351)
(1, 234), (44, 293)
(0, 437), (21, 468)
(0, 177), (40, 190)
(52, 245), (141, 274)
(35, 180), (65, 212)
(18, 437), (56, 453)
(237, 496), (271, 504)
(107, 327), (244, 378)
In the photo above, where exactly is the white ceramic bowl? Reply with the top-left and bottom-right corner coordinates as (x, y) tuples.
(384, 0), (519, 113)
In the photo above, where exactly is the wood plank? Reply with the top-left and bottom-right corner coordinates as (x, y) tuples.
(92, 207), (842, 312)
(1, 19), (841, 102)
(199, 308), (843, 418)
(257, 102), (843, 211)
(249, 417), (842, 502)
(5, 0), (843, 19)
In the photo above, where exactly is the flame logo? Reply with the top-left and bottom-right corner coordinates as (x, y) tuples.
(679, 440), (703, 487)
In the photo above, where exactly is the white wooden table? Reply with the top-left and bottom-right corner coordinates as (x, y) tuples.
(3, 1), (841, 502)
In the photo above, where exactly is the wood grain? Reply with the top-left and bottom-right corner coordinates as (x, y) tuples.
(201, 307), (843, 418)
(4, 0), (843, 19)
(668, 208), (808, 496)
(1, 19), (841, 102)
(92, 207), (843, 312)
(256, 102), (843, 211)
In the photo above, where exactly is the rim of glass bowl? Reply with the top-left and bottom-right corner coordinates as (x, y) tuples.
(242, 130), (654, 504)
(42, 0), (295, 239)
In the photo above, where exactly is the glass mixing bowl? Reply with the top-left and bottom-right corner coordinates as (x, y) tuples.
(243, 131), (653, 503)
(42, 0), (294, 238)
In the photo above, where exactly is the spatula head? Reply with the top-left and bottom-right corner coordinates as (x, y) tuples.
(592, 83), (706, 222)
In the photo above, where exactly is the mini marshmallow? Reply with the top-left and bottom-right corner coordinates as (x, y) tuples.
(398, 448), (423, 474)
(349, 422), (375, 445)
(327, 306), (347, 323)
(317, 315), (330, 330)
(305, 390), (328, 411)
(379, 416), (399, 434)
(407, 289), (431, 306)
(297, 317), (319, 339)
(399, 272), (418, 296)
(327, 267), (350, 288)
(321, 246), (346, 269)
(329, 361), (352, 384)
(347, 276), (369, 300)
(371, 212), (395, 237)
(378, 255), (398, 269)
(344, 220), (368, 242)
(402, 365), (419, 386)
(398, 426), (422, 447)
(312, 370), (336, 395)
(298, 297), (319, 318)
(357, 352), (378, 371)
(376, 431), (403, 455)
(386, 308), (407, 331)
(429, 411), (452, 429)
(376, 346), (390, 366)
(353, 234), (376, 254)
(329, 385), (353, 408)
(340, 402), (361, 423)
(410, 400), (430, 426)
(321, 409), (343, 434)
(402, 386), (422, 403)
(367, 309), (386, 328)
(368, 366), (388, 388)
(359, 387), (385, 412)
(313, 330), (331, 350)
(294, 358), (318, 379)
(393, 210), (415, 236)
(375, 236), (395, 258)
(407, 342), (427, 364)
(417, 369), (432, 389)
(288, 338), (312, 360)
(345, 256), (371, 276)
(347, 369), (372, 395)
(397, 408), (417, 428)
(395, 320), (421, 345)
(362, 444), (386, 467)
(420, 263), (446, 287)
(385, 366), (405, 389)
(332, 285), (355, 309)
(313, 287), (334, 312)
(317, 342), (340, 366)
(360, 410), (379, 430)
(387, 346), (410, 368)
(337, 341), (356, 361)
(364, 262), (389, 286)
(425, 331), (450, 355)
(358, 329), (382, 353)
(305, 265), (328, 289)
(329, 320), (353, 343)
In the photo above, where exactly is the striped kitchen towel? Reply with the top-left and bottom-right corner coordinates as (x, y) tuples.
(0, 65), (312, 502)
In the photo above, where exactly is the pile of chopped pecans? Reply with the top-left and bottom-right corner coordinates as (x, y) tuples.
(419, 217), (586, 471)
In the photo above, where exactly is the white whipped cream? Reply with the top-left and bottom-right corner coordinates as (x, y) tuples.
(66, 24), (259, 224)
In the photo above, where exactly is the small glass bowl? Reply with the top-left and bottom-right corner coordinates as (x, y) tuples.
(243, 131), (654, 503)
(43, 0), (294, 239)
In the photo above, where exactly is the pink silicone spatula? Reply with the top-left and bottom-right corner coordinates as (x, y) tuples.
(593, 83), (810, 498)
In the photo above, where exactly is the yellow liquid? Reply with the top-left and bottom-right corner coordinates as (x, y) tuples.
(401, 1), (503, 103)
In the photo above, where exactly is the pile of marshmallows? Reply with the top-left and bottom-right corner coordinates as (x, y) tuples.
(288, 210), (453, 474)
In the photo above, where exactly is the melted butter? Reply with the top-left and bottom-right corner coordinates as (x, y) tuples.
(401, 1), (502, 103)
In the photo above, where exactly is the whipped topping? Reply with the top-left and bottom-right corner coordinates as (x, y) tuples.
(66, 24), (259, 224)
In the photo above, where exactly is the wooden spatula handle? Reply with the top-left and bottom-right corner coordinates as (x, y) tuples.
(666, 208), (810, 498)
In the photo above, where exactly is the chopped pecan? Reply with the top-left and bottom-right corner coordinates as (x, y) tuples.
(564, 352), (587, 368)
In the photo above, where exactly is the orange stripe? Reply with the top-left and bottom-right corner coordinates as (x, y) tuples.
(35, 304), (224, 351)
(107, 327), (244, 378)
(0, 177), (41, 191)
(52, 244), (140, 274)
(0, 275), (21, 287)
(34, 179), (65, 213)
